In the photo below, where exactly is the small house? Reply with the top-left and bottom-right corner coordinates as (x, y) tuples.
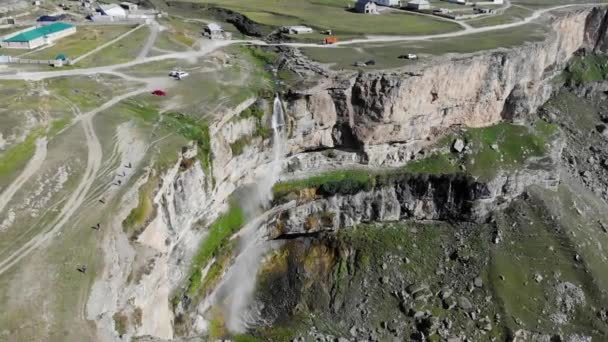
(120, 2), (138, 11)
(407, 0), (430, 10)
(375, 0), (400, 6)
(37, 15), (59, 22)
(204, 23), (231, 40)
(286, 26), (313, 34)
(355, 0), (378, 14)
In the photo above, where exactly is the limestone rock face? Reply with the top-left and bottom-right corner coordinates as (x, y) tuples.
(270, 163), (560, 238)
(284, 8), (607, 166)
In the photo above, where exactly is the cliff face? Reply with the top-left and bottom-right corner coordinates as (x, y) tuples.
(270, 162), (560, 238)
(285, 7), (608, 166)
(90, 6), (608, 341)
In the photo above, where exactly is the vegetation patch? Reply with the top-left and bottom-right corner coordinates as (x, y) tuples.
(48, 117), (72, 137)
(273, 169), (374, 201)
(122, 176), (158, 238)
(163, 112), (213, 172)
(407, 121), (553, 181)
(112, 311), (129, 337)
(186, 202), (245, 296)
(230, 103), (272, 156)
(563, 54), (608, 86)
(199, 239), (238, 295)
(0, 128), (44, 181)
(120, 99), (161, 123)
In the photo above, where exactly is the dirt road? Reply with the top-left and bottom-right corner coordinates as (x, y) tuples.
(0, 138), (47, 215)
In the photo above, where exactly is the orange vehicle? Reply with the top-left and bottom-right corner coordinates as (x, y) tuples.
(322, 36), (338, 45)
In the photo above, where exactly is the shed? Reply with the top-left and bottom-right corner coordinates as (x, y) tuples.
(354, 0), (378, 14)
(407, 0), (430, 10)
(37, 15), (58, 22)
(286, 26), (313, 34)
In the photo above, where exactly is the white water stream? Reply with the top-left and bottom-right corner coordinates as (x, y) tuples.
(199, 95), (286, 332)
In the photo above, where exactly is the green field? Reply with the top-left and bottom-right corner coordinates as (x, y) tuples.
(194, 0), (461, 36)
(466, 5), (533, 28)
(301, 22), (547, 69)
(22, 25), (137, 61)
(77, 26), (150, 67)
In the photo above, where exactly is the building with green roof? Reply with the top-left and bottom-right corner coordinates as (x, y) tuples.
(1, 22), (76, 49)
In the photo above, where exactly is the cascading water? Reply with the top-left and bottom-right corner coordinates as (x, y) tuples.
(199, 94), (287, 333)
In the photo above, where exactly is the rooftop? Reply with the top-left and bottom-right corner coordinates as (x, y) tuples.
(207, 23), (222, 32)
(4, 22), (74, 42)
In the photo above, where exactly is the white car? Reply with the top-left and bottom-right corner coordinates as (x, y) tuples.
(175, 71), (189, 80)
(398, 53), (418, 60)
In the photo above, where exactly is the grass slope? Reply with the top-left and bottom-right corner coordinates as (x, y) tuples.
(199, 0), (461, 36)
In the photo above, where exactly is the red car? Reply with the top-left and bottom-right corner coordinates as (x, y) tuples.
(152, 90), (166, 96)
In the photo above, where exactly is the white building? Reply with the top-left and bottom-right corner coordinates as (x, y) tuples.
(407, 0), (430, 10)
(99, 4), (127, 17)
(375, 0), (400, 6)
(354, 0), (378, 14)
(1, 22), (76, 49)
(286, 25), (313, 34)
(204, 23), (231, 40)
(120, 1), (137, 11)
(491, 0), (504, 4)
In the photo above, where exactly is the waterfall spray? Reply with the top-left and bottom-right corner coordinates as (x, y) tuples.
(200, 94), (287, 333)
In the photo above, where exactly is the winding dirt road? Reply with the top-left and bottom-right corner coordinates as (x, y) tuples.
(0, 89), (147, 276)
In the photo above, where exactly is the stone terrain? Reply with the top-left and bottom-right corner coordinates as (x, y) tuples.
(55, 4), (608, 342)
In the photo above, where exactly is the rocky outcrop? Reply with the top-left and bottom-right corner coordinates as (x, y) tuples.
(270, 163), (560, 238)
(165, 1), (265, 37)
(284, 7), (608, 166)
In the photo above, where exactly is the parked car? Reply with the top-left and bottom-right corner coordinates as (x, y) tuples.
(365, 60), (376, 66)
(398, 53), (418, 60)
(354, 61), (367, 67)
(175, 71), (189, 80)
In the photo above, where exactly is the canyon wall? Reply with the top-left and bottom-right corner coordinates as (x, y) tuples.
(90, 6), (608, 341)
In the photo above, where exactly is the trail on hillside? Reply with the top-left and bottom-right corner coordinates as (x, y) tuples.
(0, 138), (48, 215)
(0, 89), (147, 276)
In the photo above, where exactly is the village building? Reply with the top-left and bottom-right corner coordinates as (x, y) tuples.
(407, 0), (430, 10)
(99, 3), (127, 17)
(375, 0), (400, 6)
(120, 2), (137, 11)
(204, 23), (231, 40)
(1, 22), (76, 49)
(285, 26), (313, 34)
(354, 0), (378, 14)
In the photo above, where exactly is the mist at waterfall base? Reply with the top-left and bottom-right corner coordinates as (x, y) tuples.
(201, 96), (286, 333)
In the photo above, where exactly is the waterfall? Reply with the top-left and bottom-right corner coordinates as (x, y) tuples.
(271, 95), (285, 131)
(198, 95), (286, 333)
